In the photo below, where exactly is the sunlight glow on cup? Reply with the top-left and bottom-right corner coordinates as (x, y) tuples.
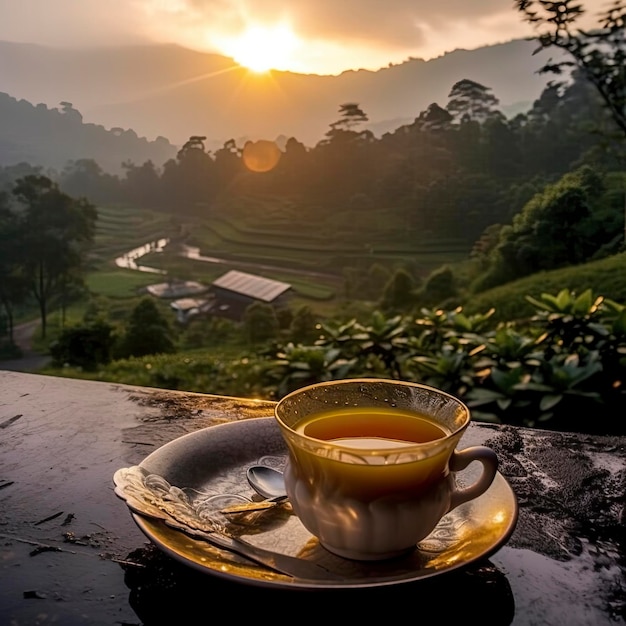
(274, 378), (498, 561)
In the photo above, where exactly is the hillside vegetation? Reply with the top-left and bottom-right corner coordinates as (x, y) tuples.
(3, 170), (625, 439)
(463, 252), (626, 323)
(2, 6), (625, 437)
(34, 196), (626, 437)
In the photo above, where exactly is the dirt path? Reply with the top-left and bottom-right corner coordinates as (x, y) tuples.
(0, 320), (51, 372)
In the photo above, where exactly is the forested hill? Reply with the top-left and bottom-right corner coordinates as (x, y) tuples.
(0, 93), (177, 174)
(0, 38), (562, 151)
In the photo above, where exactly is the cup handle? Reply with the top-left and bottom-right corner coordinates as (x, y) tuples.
(447, 446), (498, 511)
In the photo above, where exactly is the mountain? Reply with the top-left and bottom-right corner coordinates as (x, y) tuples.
(0, 38), (562, 155)
(0, 92), (178, 175)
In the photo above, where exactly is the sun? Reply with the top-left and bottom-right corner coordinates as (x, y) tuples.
(227, 24), (298, 73)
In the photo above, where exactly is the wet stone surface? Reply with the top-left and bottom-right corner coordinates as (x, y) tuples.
(487, 427), (625, 557)
(0, 371), (624, 625)
(121, 389), (277, 461)
(486, 426), (625, 621)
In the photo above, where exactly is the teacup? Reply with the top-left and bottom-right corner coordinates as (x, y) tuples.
(274, 378), (498, 561)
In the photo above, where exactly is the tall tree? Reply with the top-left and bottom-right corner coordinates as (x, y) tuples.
(446, 79), (503, 124)
(0, 194), (28, 345)
(327, 103), (369, 135)
(516, 0), (626, 138)
(315, 103), (375, 202)
(121, 159), (162, 207)
(516, 0), (626, 246)
(168, 135), (216, 212)
(415, 103), (454, 131)
(12, 175), (97, 338)
(213, 139), (243, 183)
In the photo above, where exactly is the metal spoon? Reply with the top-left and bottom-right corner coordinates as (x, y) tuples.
(246, 465), (287, 501)
(221, 465), (288, 515)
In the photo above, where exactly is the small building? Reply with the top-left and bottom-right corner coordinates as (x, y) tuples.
(209, 270), (292, 320)
(169, 297), (214, 324)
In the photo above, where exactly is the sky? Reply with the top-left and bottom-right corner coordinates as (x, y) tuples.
(0, 0), (609, 75)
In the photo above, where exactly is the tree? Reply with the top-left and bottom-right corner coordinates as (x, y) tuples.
(415, 103), (454, 131)
(242, 301), (279, 344)
(288, 305), (320, 344)
(516, 0), (626, 138)
(321, 103), (374, 148)
(516, 1), (626, 247)
(276, 137), (311, 192)
(315, 103), (375, 201)
(417, 265), (458, 308)
(380, 268), (417, 312)
(49, 320), (115, 370)
(474, 165), (607, 290)
(115, 297), (176, 358)
(163, 135), (216, 212)
(213, 139), (243, 186)
(177, 135), (207, 157)
(58, 101), (83, 123)
(12, 175), (97, 338)
(328, 103), (369, 134)
(60, 158), (120, 204)
(120, 159), (161, 207)
(446, 79), (504, 124)
(0, 194), (28, 346)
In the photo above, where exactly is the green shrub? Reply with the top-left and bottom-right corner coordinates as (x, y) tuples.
(114, 297), (176, 358)
(260, 289), (626, 435)
(44, 287), (626, 436)
(49, 321), (115, 370)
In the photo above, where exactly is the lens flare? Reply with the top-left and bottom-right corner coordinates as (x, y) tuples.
(242, 140), (282, 172)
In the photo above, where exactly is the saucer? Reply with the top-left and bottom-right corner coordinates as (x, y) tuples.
(114, 417), (518, 589)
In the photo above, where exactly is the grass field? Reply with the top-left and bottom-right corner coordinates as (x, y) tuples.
(85, 269), (161, 298)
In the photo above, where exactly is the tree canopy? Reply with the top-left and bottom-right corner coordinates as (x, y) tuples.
(516, 0), (626, 139)
(7, 175), (97, 338)
(473, 165), (609, 290)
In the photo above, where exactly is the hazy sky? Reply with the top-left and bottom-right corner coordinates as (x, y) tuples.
(0, 0), (608, 74)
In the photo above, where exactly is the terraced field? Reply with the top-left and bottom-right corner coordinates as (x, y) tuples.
(87, 200), (472, 310)
(92, 204), (173, 261)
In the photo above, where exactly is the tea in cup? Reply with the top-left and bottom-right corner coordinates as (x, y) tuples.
(274, 378), (498, 561)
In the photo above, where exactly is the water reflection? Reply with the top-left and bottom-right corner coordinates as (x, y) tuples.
(115, 238), (169, 274)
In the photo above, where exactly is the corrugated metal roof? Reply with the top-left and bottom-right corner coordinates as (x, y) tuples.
(212, 270), (291, 302)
